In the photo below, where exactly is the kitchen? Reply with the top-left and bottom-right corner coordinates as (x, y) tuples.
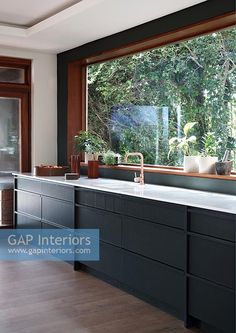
(0, 0), (235, 332)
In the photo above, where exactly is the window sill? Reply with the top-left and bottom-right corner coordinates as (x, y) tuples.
(80, 162), (236, 181)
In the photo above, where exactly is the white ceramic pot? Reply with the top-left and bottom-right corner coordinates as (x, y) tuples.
(198, 156), (218, 174)
(183, 156), (199, 173)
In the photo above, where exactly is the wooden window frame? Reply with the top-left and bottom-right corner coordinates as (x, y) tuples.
(67, 12), (236, 177)
(0, 56), (31, 172)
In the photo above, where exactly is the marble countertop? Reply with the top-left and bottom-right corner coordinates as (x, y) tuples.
(13, 173), (236, 215)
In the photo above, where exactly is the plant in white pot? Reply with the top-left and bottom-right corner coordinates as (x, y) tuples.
(199, 132), (219, 174)
(169, 122), (199, 173)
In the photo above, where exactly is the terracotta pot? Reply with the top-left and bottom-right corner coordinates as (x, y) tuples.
(88, 160), (99, 178)
(198, 156), (218, 174)
(70, 155), (80, 176)
(183, 156), (199, 173)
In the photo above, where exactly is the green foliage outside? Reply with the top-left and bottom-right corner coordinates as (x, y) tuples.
(88, 27), (236, 169)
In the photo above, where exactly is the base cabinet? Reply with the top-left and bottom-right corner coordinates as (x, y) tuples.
(188, 277), (235, 333)
(123, 216), (185, 270)
(81, 242), (124, 282)
(124, 251), (185, 317)
(16, 190), (41, 219)
(14, 177), (236, 333)
(15, 212), (41, 229)
(188, 209), (235, 333)
(189, 234), (235, 289)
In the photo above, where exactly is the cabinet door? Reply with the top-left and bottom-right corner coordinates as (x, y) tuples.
(189, 277), (235, 333)
(41, 222), (73, 265)
(124, 251), (185, 316)
(76, 205), (122, 247)
(124, 197), (185, 229)
(189, 234), (235, 289)
(16, 178), (41, 194)
(75, 188), (124, 213)
(123, 216), (185, 270)
(16, 190), (41, 218)
(15, 213), (41, 229)
(41, 182), (74, 202)
(189, 208), (235, 242)
(81, 242), (124, 282)
(42, 197), (74, 228)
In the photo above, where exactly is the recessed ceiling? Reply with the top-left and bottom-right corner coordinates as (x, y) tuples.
(0, 0), (81, 27)
(0, 0), (207, 54)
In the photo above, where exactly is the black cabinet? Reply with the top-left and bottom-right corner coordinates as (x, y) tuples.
(188, 277), (235, 333)
(189, 209), (235, 242)
(15, 212), (41, 229)
(124, 197), (185, 229)
(16, 190), (41, 218)
(124, 251), (185, 317)
(123, 216), (185, 269)
(81, 242), (124, 282)
(189, 234), (235, 289)
(76, 205), (122, 247)
(15, 178), (74, 228)
(42, 196), (74, 228)
(14, 176), (236, 333)
(187, 208), (235, 333)
(16, 177), (41, 194)
(75, 188), (124, 213)
(76, 189), (187, 318)
(41, 182), (73, 202)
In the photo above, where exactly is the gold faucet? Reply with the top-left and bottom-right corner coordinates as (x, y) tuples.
(124, 153), (145, 185)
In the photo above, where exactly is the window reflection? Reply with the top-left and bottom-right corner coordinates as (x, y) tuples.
(0, 98), (20, 171)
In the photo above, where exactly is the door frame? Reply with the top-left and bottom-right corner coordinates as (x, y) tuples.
(0, 90), (31, 172)
(0, 56), (31, 172)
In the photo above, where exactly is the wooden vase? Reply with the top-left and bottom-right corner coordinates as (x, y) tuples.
(70, 155), (80, 176)
(88, 160), (99, 179)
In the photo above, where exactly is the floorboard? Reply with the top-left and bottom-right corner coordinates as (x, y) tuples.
(0, 261), (200, 333)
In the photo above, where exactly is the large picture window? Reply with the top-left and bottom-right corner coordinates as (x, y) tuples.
(87, 26), (236, 169)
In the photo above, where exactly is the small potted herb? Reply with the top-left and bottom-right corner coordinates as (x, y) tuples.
(74, 131), (106, 178)
(169, 122), (199, 173)
(102, 150), (119, 166)
(198, 132), (218, 174)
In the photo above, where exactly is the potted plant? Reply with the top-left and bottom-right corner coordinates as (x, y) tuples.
(169, 122), (199, 173)
(198, 132), (218, 174)
(102, 150), (119, 166)
(74, 131), (106, 178)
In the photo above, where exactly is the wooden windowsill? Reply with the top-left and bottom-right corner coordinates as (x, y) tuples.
(80, 162), (236, 181)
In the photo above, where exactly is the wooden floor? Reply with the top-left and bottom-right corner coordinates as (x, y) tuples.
(0, 261), (200, 333)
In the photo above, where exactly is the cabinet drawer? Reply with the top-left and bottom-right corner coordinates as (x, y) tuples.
(42, 221), (64, 229)
(188, 277), (235, 333)
(124, 251), (185, 315)
(16, 190), (41, 218)
(16, 177), (41, 194)
(42, 197), (74, 228)
(76, 206), (122, 247)
(189, 235), (235, 289)
(189, 209), (235, 242)
(15, 213), (41, 229)
(81, 242), (123, 282)
(41, 182), (74, 202)
(75, 188), (124, 213)
(123, 216), (185, 269)
(124, 197), (185, 229)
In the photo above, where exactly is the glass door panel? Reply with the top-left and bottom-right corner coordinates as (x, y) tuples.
(0, 67), (25, 84)
(0, 97), (20, 171)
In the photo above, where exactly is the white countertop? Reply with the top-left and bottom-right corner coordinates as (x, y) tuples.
(13, 173), (236, 215)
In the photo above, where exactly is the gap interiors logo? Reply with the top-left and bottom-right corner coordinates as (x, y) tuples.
(0, 229), (99, 261)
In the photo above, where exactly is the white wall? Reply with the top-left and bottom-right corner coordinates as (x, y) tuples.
(0, 47), (57, 169)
